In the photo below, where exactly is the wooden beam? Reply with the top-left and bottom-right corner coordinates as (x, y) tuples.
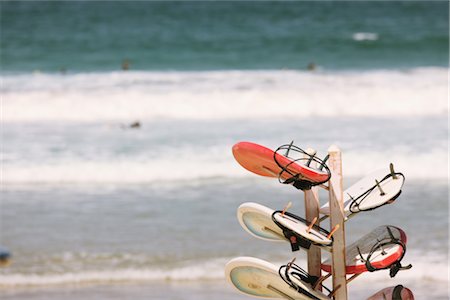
(346, 273), (361, 284)
(328, 145), (348, 300)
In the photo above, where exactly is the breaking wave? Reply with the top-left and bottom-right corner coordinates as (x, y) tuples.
(2, 68), (447, 122)
(2, 147), (447, 184)
(0, 251), (446, 288)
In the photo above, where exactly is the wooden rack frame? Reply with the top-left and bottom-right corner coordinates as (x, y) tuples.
(303, 145), (347, 300)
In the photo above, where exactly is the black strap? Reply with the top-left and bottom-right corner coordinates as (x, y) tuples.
(278, 262), (331, 300)
(282, 229), (311, 251)
(392, 285), (404, 300)
(284, 175), (314, 190)
(389, 261), (412, 278)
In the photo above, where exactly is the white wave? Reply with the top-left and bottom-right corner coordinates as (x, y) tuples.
(0, 251), (446, 288)
(1, 68), (447, 122)
(343, 147), (448, 180)
(353, 32), (379, 41)
(2, 159), (241, 184)
(0, 259), (227, 288)
(2, 146), (447, 184)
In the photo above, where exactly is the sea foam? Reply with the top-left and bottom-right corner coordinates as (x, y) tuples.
(2, 146), (447, 184)
(0, 258), (227, 287)
(352, 32), (379, 41)
(0, 251), (446, 288)
(2, 68), (447, 122)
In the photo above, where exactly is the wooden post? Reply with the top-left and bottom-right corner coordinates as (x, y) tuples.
(303, 148), (322, 290)
(327, 145), (348, 300)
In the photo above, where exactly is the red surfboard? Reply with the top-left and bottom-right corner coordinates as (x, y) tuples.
(321, 226), (407, 274)
(232, 141), (329, 183)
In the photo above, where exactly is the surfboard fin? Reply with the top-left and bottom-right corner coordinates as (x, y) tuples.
(375, 179), (386, 196)
(318, 154), (329, 171)
(326, 224), (340, 239)
(389, 163), (398, 179)
(281, 201), (292, 216)
(305, 148), (317, 167)
(306, 217), (318, 233)
(284, 140), (294, 157)
(286, 257), (296, 271)
(376, 238), (387, 255)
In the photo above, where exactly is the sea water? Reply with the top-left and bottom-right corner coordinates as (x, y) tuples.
(1, 2), (448, 300)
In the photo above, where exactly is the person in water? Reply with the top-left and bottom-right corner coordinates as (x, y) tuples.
(307, 62), (316, 71)
(122, 59), (130, 71)
(129, 121), (140, 128)
(0, 246), (11, 267)
(120, 121), (141, 129)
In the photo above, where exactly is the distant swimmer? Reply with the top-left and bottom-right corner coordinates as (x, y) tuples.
(122, 59), (130, 71)
(307, 62), (316, 71)
(0, 246), (11, 267)
(129, 121), (141, 128)
(120, 121), (141, 129)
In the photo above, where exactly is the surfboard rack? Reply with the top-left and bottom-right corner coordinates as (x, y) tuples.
(228, 142), (414, 300)
(296, 146), (412, 299)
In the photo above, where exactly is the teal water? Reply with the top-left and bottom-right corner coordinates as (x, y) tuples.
(1, 1), (448, 72)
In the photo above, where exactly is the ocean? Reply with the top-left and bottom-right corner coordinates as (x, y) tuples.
(0, 2), (448, 300)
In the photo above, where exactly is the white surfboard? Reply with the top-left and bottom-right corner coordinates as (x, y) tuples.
(238, 202), (285, 242)
(321, 225), (407, 274)
(320, 168), (404, 217)
(225, 256), (330, 300)
(238, 202), (332, 247)
(272, 212), (331, 246)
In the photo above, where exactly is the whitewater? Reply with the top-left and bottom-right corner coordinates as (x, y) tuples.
(2, 68), (447, 122)
(2, 68), (448, 184)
